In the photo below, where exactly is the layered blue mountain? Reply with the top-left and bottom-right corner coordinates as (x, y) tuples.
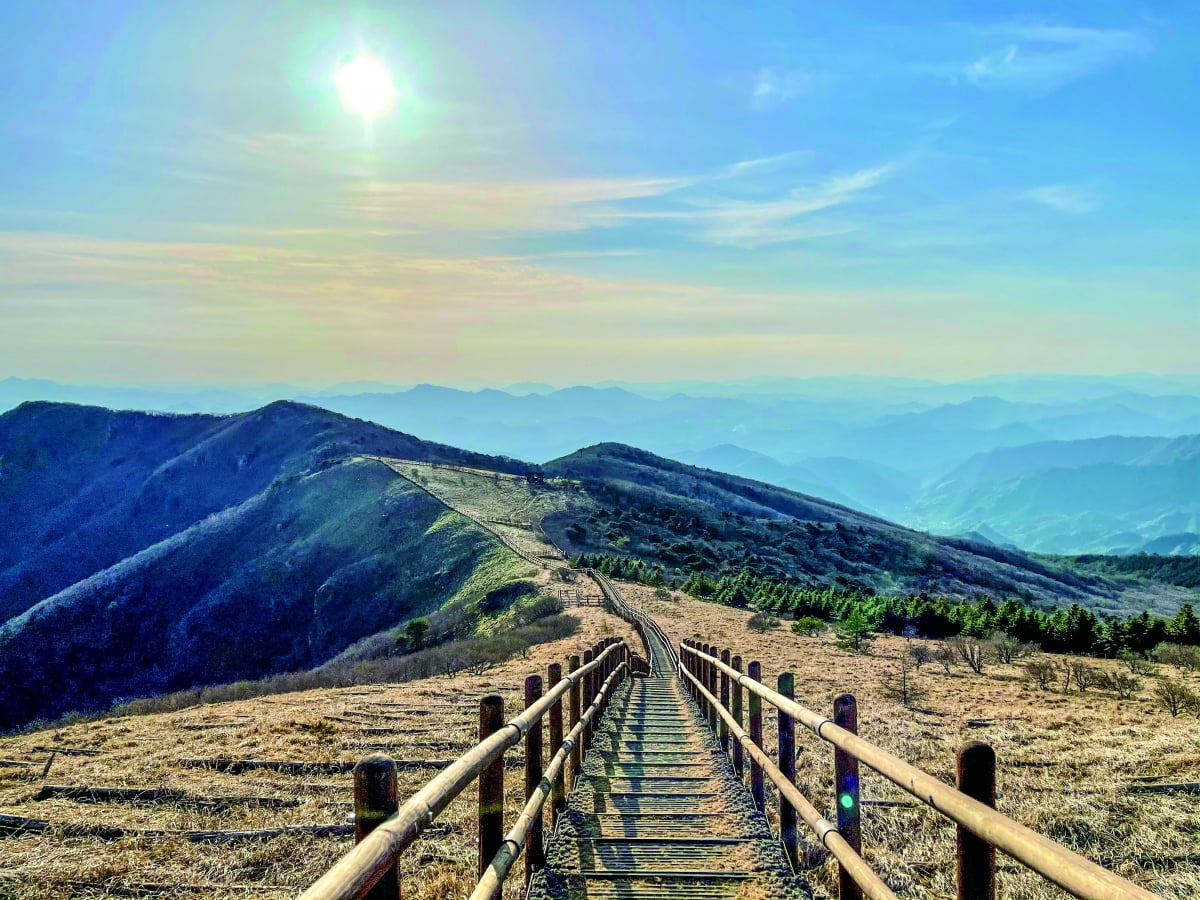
(910, 435), (1200, 554)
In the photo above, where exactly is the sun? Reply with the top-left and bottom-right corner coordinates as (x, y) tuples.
(334, 55), (396, 118)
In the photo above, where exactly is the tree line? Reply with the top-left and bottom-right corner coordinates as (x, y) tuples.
(576, 553), (1200, 658)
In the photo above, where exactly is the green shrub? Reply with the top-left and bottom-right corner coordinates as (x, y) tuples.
(791, 616), (825, 636)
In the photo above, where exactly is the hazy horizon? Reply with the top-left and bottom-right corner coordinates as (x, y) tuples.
(6, 370), (1200, 395)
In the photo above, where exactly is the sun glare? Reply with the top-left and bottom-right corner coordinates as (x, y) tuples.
(334, 55), (396, 118)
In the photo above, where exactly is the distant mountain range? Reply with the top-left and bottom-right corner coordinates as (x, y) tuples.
(908, 435), (1200, 554)
(2, 374), (1199, 557)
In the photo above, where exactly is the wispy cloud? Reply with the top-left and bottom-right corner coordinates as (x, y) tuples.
(960, 23), (1152, 91)
(1023, 184), (1102, 214)
(610, 160), (903, 247)
(5, 231), (1194, 383)
(726, 150), (813, 178)
(0, 230), (1025, 381)
(751, 67), (812, 109)
(333, 152), (894, 248)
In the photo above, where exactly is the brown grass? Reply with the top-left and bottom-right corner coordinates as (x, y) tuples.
(0, 606), (638, 900)
(624, 582), (1200, 900)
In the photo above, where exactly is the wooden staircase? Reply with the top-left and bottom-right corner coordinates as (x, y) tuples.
(530, 641), (809, 899)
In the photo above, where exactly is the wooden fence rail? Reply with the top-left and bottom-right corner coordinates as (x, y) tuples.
(299, 638), (635, 900)
(679, 641), (1159, 900)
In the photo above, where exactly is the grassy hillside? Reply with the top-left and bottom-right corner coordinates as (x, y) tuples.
(0, 402), (534, 730)
(0, 606), (636, 900)
(0, 460), (535, 729)
(541, 443), (1196, 615)
(625, 582), (1198, 900)
(0, 400), (525, 623)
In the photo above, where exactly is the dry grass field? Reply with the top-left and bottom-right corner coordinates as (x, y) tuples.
(383, 460), (578, 563)
(621, 582), (1200, 900)
(0, 606), (637, 900)
(4, 514), (1195, 900)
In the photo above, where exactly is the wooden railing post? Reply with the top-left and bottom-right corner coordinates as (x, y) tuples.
(778, 672), (798, 872)
(957, 742), (997, 900)
(719, 649), (731, 756)
(568, 654), (582, 786)
(525, 675), (545, 885)
(700, 643), (710, 729)
(705, 648), (715, 734)
(748, 661), (764, 811)
(731, 655), (744, 778)
(353, 754), (400, 900)
(582, 648), (595, 753)
(478, 695), (505, 895)
(834, 694), (862, 900)
(683, 642), (693, 698)
(548, 663), (565, 823)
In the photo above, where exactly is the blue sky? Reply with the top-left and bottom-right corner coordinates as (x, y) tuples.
(1, 1), (1196, 385)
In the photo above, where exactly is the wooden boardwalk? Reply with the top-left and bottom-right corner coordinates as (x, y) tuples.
(530, 623), (808, 900)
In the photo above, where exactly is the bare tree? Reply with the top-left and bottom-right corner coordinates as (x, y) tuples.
(909, 642), (932, 669)
(950, 635), (986, 674)
(1101, 670), (1141, 700)
(933, 643), (956, 674)
(1154, 680), (1198, 717)
(988, 632), (1024, 664)
(1154, 643), (1200, 673)
(748, 611), (781, 633)
(1070, 661), (1101, 692)
(883, 654), (929, 709)
(1117, 649), (1155, 675)
(1024, 659), (1056, 690)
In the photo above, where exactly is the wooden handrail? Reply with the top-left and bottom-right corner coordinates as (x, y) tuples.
(679, 663), (897, 900)
(680, 642), (1160, 900)
(300, 639), (629, 900)
(469, 659), (629, 900)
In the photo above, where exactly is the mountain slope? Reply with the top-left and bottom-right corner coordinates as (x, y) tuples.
(0, 400), (521, 622)
(540, 443), (1140, 608)
(0, 461), (515, 728)
(0, 401), (530, 728)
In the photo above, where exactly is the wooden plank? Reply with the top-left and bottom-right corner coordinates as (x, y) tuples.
(32, 745), (101, 756)
(1127, 782), (1200, 794)
(35, 785), (302, 808)
(177, 757), (524, 776)
(0, 813), (352, 843)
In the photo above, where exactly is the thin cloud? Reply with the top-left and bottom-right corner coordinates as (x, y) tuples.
(1024, 184), (1102, 214)
(726, 150), (812, 178)
(751, 67), (812, 109)
(960, 23), (1152, 91)
(344, 177), (691, 233)
(606, 160), (903, 247)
